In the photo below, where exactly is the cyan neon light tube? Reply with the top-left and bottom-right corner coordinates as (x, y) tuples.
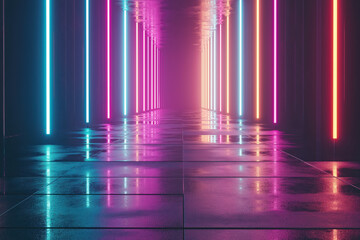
(46, 0), (51, 134)
(85, 0), (90, 123)
(123, 2), (128, 116)
(238, 0), (243, 116)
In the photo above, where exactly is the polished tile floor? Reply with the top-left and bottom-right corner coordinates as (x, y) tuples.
(1, 110), (360, 239)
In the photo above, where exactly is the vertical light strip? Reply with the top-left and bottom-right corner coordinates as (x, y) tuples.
(151, 38), (153, 110)
(123, 2), (128, 116)
(210, 37), (213, 110)
(157, 48), (159, 108)
(154, 43), (157, 109)
(155, 44), (158, 109)
(273, 0), (277, 123)
(239, 0), (243, 116)
(256, 0), (260, 119)
(219, 25), (222, 112)
(201, 43), (204, 108)
(106, 0), (111, 119)
(143, 26), (146, 112)
(226, 14), (230, 114)
(147, 36), (149, 110)
(158, 48), (160, 108)
(204, 43), (207, 109)
(136, 21), (139, 113)
(85, 0), (90, 123)
(46, 0), (51, 134)
(2, 0), (5, 138)
(214, 30), (217, 111)
(207, 40), (210, 109)
(332, 0), (338, 139)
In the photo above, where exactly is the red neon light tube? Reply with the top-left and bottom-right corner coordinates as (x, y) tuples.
(332, 0), (338, 139)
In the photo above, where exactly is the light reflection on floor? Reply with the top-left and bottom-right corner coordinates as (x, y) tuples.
(0, 110), (360, 239)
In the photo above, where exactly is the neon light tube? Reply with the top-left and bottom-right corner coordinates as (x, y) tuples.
(256, 0), (260, 119)
(143, 26), (146, 112)
(210, 37), (213, 110)
(107, 0), (111, 119)
(207, 40), (210, 109)
(273, 0), (277, 123)
(226, 15), (230, 114)
(151, 38), (153, 110)
(123, 3), (127, 116)
(136, 21), (139, 113)
(333, 0), (338, 139)
(147, 36), (149, 111)
(155, 44), (157, 109)
(46, 0), (51, 134)
(201, 43), (203, 108)
(239, 0), (243, 116)
(214, 30), (217, 111)
(86, 0), (90, 123)
(219, 25), (222, 112)
(158, 48), (160, 108)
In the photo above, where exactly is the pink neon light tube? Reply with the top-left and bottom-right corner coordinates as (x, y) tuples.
(154, 44), (157, 109)
(106, 0), (111, 119)
(143, 26), (146, 112)
(147, 36), (150, 111)
(273, 0), (277, 123)
(157, 47), (160, 108)
(151, 38), (154, 110)
(136, 22), (139, 113)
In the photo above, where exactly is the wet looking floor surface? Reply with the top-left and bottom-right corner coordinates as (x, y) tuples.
(0, 110), (360, 239)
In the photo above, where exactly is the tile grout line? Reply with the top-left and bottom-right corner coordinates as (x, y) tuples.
(279, 149), (360, 191)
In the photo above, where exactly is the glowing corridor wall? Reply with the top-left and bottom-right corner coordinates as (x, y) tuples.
(2, 0), (360, 159)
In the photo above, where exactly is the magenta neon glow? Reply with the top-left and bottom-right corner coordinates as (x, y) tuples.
(143, 26), (146, 112)
(151, 38), (154, 110)
(136, 21), (139, 113)
(147, 36), (150, 110)
(273, 0), (277, 123)
(106, 0), (111, 119)
(154, 43), (157, 109)
(157, 47), (160, 108)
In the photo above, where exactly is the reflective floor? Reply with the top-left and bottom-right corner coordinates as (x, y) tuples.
(1, 110), (360, 239)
